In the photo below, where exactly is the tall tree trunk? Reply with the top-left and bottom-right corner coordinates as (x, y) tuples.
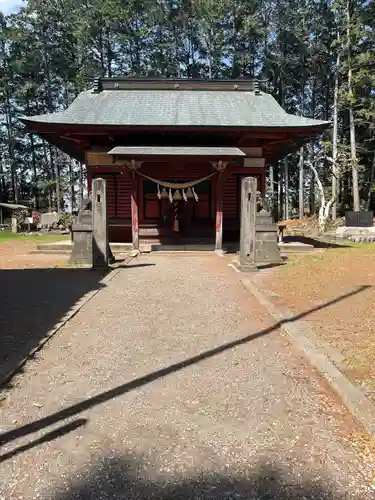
(332, 29), (340, 220)
(50, 146), (60, 212)
(98, 25), (106, 75)
(42, 32), (61, 214)
(278, 160), (284, 220)
(26, 98), (38, 209)
(269, 165), (274, 195)
(343, 171), (350, 208)
(299, 147), (304, 219)
(298, 25), (306, 220)
(79, 162), (84, 207)
(0, 159), (4, 200)
(307, 161), (336, 231)
(206, 27), (213, 79)
(309, 171), (316, 215)
(0, 43), (17, 202)
(30, 133), (38, 209)
(231, 1), (240, 78)
(347, 0), (360, 211)
(366, 153), (375, 210)
(42, 139), (53, 211)
(274, 162), (279, 221)
(4, 77), (18, 203)
(284, 157), (289, 219)
(69, 160), (75, 211)
(106, 25), (112, 77)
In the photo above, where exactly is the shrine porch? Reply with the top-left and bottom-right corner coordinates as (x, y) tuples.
(88, 157), (265, 250)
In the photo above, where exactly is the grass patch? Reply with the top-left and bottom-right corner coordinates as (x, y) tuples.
(280, 242), (375, 271)
(0, 231), (70, 244)
(264, 241), (375, 404)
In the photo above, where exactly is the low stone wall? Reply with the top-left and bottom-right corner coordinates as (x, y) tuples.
(336, 226), (375, 243)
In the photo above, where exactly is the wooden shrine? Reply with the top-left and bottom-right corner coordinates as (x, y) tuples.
(22, 77), (329, 252)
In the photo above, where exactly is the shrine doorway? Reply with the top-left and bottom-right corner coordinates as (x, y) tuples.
(140, 178), (215, 242)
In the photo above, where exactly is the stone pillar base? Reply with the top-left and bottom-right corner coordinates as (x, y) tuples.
(231, 258), (258, 273)
(69, 210), (92, 266)
(255, 211), (282, 265)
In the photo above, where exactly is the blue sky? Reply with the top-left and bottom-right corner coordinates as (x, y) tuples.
(0, 0), (23, 14)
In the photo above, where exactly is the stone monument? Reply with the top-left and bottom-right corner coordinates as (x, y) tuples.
(69, 178), (113, 267)
(92, 177), (112, 267)
(233, 177), (281, 271)
(69, 209), (93, 266)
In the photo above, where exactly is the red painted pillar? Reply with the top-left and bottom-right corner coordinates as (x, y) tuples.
(87, 168), (92, 193)
(131, 172), (139, 249)
(215, 172), (224, 253)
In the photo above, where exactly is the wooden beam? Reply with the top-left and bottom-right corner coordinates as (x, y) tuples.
(214, 167), (231, 254)
(86, 151), (114, 166)
(131, 172), (139, 249)
(215, 172), (224, 253)
(243, 158), (265, 168)
(240, 147), (263, 157)
(99, 77), (260, 92)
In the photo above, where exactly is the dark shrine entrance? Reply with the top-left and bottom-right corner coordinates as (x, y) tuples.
(141, 178), (213, 242)
(138, 170), (216, 244)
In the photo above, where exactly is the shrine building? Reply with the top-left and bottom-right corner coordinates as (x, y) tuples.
(22, 78), (329, 252)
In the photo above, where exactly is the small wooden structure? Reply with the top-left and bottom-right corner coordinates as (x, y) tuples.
(0, 202), (28, 232)
(22, 78), (329, 251)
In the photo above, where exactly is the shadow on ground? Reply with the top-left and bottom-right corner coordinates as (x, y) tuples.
(283, 235), (350, 249)
(52, 453), (351, 500)
(0, 267), (108, 388)
(0, 284), (369, 453)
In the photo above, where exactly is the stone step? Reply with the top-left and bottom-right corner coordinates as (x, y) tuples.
(110, 243), (134, 252)
(36, 241), (72, 251)
(279, 242), (315, 253)
(33, 241), (134, 255)
(139, 227), (215, 237)
(33, 240), (315, 256)
(30, 249), (72, 255)
(139, 237), (215, 245)
(149, 244), (215, 252)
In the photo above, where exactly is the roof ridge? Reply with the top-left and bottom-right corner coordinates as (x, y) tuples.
(92, 77), (265, 93)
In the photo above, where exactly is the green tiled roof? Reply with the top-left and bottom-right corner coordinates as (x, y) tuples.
(22, 87), (330, 129)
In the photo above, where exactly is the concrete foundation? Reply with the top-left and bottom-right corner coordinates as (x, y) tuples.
(336, 226), (375, 238)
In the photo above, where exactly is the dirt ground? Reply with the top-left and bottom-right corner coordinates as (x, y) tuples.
(1, 253), (375, 498)
(258, 242), (375, 404)
(1, 238), (375, 494)
(0, 239), (69, 269)
(0, 238), (107, 389)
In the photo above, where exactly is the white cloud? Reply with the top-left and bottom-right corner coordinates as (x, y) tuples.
(0, 0), (24, 14)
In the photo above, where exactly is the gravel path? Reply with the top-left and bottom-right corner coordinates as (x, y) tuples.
(0, 254), (374, 499)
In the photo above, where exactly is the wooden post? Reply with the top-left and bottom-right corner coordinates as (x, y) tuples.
(284, 157), (289, 220)
(236, 176), (257, 271)
(11, 214), (17, 233)
(215, 171), (224, 254)
(131, 171), (139, 250)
